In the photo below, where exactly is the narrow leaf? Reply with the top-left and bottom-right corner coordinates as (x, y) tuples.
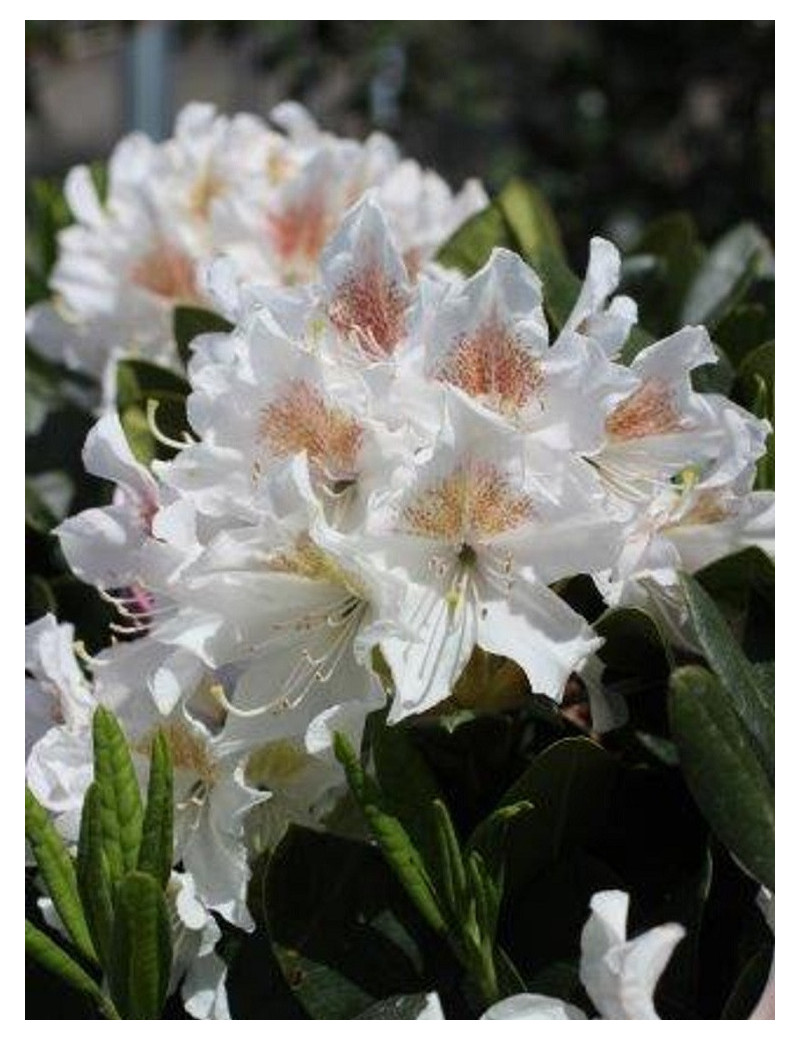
(25, 920), (119, 1019)
(108, 872), (172, 1020)
(137, 730), (174, 889)
(92, 706), (143, 882)
(669, 666), (774, 889)
(76, 782), (115, 967)
(25, 786), (97, 966)
(679, 572), (774, 774)
(334, 733), (446, 934)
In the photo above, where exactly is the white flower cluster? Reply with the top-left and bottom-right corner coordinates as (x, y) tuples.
(26, 101), (486, 384)
(26, 101), (773, 1020)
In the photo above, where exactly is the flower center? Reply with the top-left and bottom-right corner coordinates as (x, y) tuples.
(403, 460), (535, 543)
(328, 261), (408, 359)
(258, 379), (363, 484)
(130, 243), (199, 303)
(606, 379), (685, 440)
(435, 319), (545, 414)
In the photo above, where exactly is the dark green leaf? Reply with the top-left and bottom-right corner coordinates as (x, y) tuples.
(264, 826), (432, 1019)
(26, 786), (97, 966)
(721, 945), (773, 1019)
(668, 666), (774, 889)
(595, 605), (673, 675)
(371, 721), (444, 870)
(25, 479), (59, 534)
(355, 993), (440, 1018)
(713, 304), (773, 370)
(137, 730), (174, 890)
(480, 738), (617, 896)
(626, 212), (705, 333)
(92, 706), (143, 882)
(108, 872), (172, 1020)
(679, 573), (773, 774)
(76, 783), (115, 968)
(173, 306), (233, 368)
(25, 920), (118, 1019)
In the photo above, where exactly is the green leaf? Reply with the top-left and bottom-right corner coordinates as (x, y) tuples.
(137, 730), (174, 890)
(682, 223), (773, 328)
(495, 179), (581, 329)
(371, 721), (444, 870)
(668, 666), (774, 889)
(76, 782), (115, 968)
(263, 826), (431, 1019)
(594, 605), (673, 675)
(25, 479), (59, 534)
(695, 547), (774, 660)
(435, 202), (510, 275)
(116, 359), (191, 465)
(679, 573), (773, 774)
(92, 706), (144, 882)
(108, 872), (172, 1019)
(25, 786), (97, 966)
(713, 304), (773, 370)
(355, 993), (440, 1019)
(25, 920), (119, 1019)
(626, 212), (705, 333)
(721, 945), (773, 1019)
(173, 306), (233, 368)
(334, 733), (446, 935)
(479, 737), (617, 896)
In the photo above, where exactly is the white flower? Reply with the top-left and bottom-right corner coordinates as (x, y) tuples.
(579, 889), (685, 1019)
(481, 994), (587, 1019)
(25, 615), (96, 837)
(168, 870), (231, 1020)
(354, 390), (620, 720)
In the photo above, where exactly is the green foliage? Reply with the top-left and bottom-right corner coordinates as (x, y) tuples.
(26, 708), (176, 1020)
(173, 306), (234, 367)
(108, 872), (173, 1020)
(669, 666), (774, 890)
(679, 573), (773, 775)
(116, 360), (191, 465)
(92, 706), (144, 881)
(137, 731), (175, 889)
(25, 787), (98, 966)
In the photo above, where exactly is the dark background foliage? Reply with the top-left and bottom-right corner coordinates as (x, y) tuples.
(26, 20), (774, 258)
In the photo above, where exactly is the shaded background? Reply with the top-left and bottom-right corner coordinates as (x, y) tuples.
(26, 20), (774, 261)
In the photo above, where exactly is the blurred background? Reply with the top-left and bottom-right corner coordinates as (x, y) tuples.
(26, 20), (774, 259)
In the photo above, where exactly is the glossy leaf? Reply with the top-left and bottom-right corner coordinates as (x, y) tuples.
(108, 872), (172, 1020)
(26, 786), (97, 966)
(137, 730), (174, 890)
(76, 782), (114, 968)
(92, 706), (143, 882)
(668, 666), (774, 890)
(173, 305), (233, 368)
(25, 920), (119, 1019)
(679, 572), (773, 774)
(483, 737), (618, 895)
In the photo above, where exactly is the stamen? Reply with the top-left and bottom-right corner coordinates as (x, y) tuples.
(146, 398), (196, 451)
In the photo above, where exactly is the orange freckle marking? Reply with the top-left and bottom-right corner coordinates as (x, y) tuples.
(258, 379), (363, 481)
(268, 197), (332, 269)
(606, 379), (685, 440)
(403, 460), (535, 542)
(436, 319), (544, 413)
(328, 261), (408, 359)
(130, 243), (199, 303)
